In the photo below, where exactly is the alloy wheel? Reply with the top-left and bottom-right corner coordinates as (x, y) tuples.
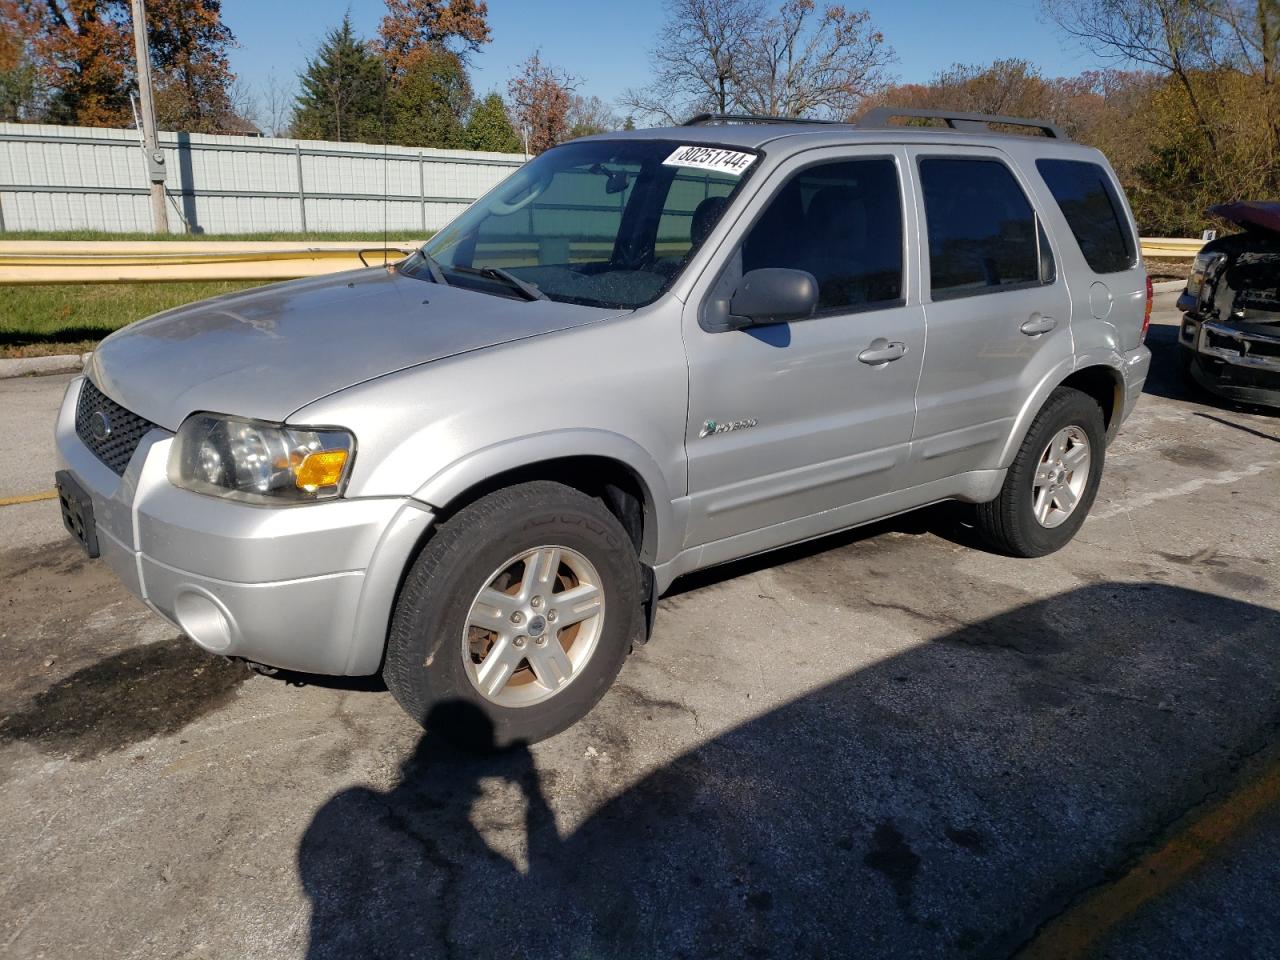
(462, 545), (606, 707)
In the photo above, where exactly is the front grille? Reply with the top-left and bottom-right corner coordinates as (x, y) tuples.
(75, 379), (157, 475)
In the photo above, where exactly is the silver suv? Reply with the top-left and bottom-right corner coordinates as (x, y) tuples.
(54, 110), (1151, 746)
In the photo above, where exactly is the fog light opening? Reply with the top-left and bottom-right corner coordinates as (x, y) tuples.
(173, 589), (235, 653)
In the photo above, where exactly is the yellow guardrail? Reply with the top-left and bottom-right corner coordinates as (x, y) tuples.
(1140, 237), (1205, 258)
(0, 236), (1201, 285)
(0, 241), (423, 283)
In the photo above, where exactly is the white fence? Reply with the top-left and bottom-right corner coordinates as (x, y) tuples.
(0, 122), (526, 234)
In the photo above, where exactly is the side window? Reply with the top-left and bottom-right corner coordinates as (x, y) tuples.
(919, 157), (1052, 300)
(1036, 158), (1136, 274)
(738, 157), (904, 312)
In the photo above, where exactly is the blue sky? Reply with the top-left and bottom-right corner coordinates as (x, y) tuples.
(223, 0), (1113, 121)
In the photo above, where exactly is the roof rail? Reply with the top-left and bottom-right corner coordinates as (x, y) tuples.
(857, 107), (1068, 140)
(682, 112), (843, 127)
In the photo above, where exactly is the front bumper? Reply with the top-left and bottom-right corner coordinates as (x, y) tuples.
(54, 378), (433, 675)
(1178, 312), (1280, 407)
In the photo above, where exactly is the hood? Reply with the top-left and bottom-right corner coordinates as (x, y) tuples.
(1209, 201), (1280, 236)
(89, 268), (622, 429)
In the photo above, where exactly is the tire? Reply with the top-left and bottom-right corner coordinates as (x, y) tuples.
(383, 480), (642, 749)
(974, 386), (1106, 558)
(1178, 345), (1207, 398)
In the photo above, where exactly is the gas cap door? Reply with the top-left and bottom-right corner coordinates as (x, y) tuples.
(1088, 280), (1114, 320)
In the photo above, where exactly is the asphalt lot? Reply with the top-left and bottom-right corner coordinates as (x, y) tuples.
(2, 292), (1279, 959)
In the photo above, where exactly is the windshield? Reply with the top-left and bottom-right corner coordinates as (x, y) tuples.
(410, 139), (760, 309)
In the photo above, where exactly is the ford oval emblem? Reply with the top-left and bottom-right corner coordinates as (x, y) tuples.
(89, 409), (112, 440)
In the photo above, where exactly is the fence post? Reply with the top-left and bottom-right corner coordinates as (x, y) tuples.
(294, 144), (307, 232)
(419, 152), (426, 234)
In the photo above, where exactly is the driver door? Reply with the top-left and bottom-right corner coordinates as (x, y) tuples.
(681, 146), (925, 551)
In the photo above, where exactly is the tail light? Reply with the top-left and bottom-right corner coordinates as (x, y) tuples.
(1141, 275), (1153, 342)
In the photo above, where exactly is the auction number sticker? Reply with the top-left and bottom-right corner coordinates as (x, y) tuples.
(663, 145), (756, 176)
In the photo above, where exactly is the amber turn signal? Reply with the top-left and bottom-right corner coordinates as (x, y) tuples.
(294, 449), (349, 492)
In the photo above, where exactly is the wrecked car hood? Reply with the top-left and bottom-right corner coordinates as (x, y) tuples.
(89, 267), (621, 430)
(1210, 201), (1280, 236)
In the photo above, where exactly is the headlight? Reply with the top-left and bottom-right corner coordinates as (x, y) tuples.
(169, 413), (355, 504)
(1186, 251), (1227, 302)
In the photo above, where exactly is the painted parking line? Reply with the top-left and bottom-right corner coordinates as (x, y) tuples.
(0, 490), (57, 507)
(1089, 458), (1280, 521)
(1016, 755), (1280, 960)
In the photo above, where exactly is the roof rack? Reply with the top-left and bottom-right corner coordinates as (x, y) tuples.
(682, 112), (842, 127)
(857, 107), (1068, 140)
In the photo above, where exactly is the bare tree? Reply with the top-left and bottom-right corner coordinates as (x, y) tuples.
(621, 0), (764, 123)
(623, 0), (892, 122)
(1042, 0), (1229, 148)
(256, 69), (295, 137)
(566, 94), (621, 137)
(736, 0), (893, 116)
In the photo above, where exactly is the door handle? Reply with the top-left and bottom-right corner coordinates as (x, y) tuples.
(857, 338), (907, 365)
(1020, 314), (1057, 336)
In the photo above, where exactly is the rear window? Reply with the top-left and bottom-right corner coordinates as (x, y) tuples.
(919, 157), (1051, 300)
(1036, 159), (1136, 274)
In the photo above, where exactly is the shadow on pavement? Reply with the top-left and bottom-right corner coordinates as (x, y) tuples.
(298, 583), (1280, 958)
(1140, 320), (1197, 404)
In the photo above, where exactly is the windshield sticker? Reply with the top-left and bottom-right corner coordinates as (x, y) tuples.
(663, 145), (755, 177)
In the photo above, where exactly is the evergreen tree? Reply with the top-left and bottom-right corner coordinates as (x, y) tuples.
(465, 92), (521, 152)
(388, 46), (471, 148)
(292, 16), (386, 143)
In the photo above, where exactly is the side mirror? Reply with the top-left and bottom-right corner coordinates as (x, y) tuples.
(703, 268), (819, 332)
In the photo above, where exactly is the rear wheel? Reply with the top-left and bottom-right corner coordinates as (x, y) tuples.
(383, 481), (642, 749)
(974, 387), (1105, 558)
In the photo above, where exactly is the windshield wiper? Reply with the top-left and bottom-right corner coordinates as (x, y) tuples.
(418, 251), (449, 286)
(453, 264), (547, 301)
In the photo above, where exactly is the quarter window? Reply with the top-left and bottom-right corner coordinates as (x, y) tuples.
(920, 157), (1051, 300)
(1036, 159), (1136, 274)
(739, 157), (904, 311)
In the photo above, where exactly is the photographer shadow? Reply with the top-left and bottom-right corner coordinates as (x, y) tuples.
(299, 582), (1280, 959)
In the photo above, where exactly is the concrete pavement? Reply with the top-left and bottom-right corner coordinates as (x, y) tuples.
(1, 293), (1279, 959)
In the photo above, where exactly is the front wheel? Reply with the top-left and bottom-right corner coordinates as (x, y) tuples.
(974, 386), (1106, 558)
(383, 481), (643, 749)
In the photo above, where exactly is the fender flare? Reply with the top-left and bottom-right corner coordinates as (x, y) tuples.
(995, 353), (1123, 467)
(412, 428), (681, 565)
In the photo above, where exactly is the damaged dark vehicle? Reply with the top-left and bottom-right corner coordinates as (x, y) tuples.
(1177, 201), (1280, 407)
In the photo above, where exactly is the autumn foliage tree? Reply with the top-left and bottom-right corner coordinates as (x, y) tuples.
(145, 0), (236, 133)
(22, 0), (136, 126)
(0, 1), (45, 120)
(376, 0), (490, 77)
(9, 0), (240, 130)
(1042, 0), (1280, 234)
(508, 51), (575, 154)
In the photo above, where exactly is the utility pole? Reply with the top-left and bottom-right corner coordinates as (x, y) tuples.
(130, 0), (169, 233)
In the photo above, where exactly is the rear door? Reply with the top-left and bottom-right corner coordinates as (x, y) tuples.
(904, 146), (1073, 485)
(680, 146), (925, 549)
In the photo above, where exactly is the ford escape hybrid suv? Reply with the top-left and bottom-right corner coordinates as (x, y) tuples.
(55, 110), (1151, 746)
